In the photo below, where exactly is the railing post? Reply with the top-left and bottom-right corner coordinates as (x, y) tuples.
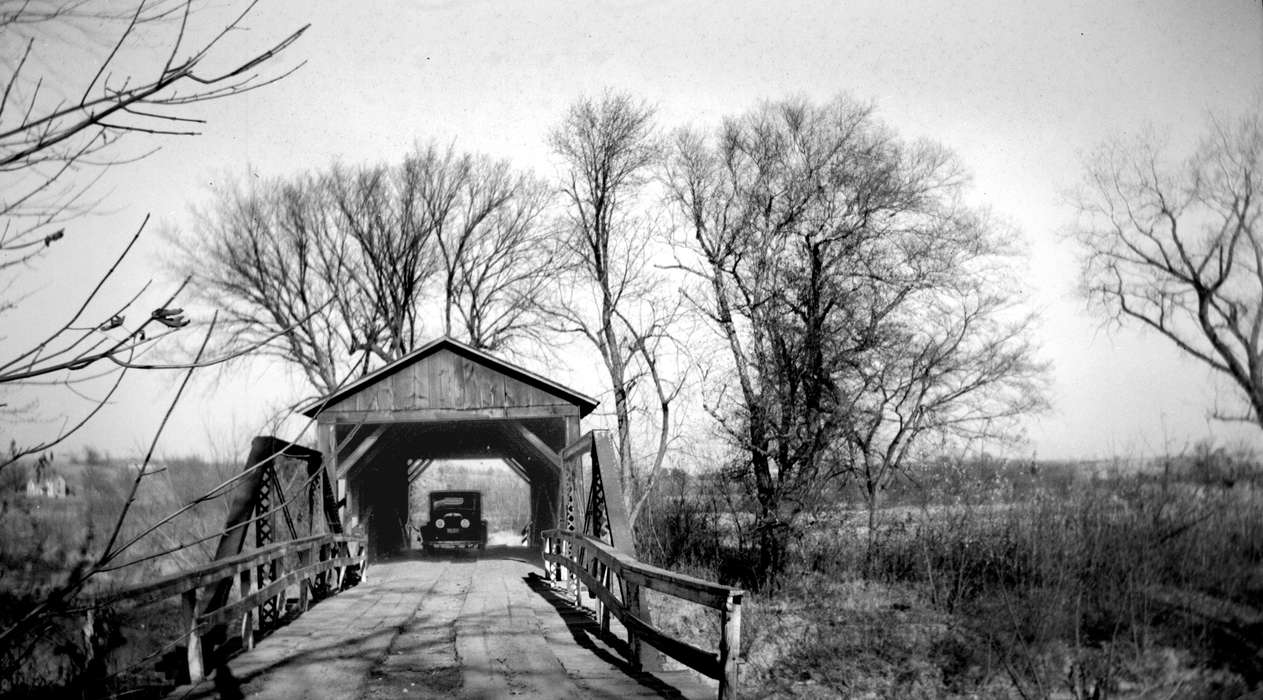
(572, 540), (584, 608)
(274, 554), (288, 619)
(599, 562), (611, 634)
(182, 587), (204, 683)
(297, 545), (312, 613)
(239, 568), (255, 651)
(358, 541), (368, 584)
(719, 591), (743, 700)
(81, 608), (95, 672)
(590, 558), (603, 627)
(624, 580), (643, 670)
(313, 542), (326, 595)
(558, 535), (569, 584)
(556, 533), (569, 582)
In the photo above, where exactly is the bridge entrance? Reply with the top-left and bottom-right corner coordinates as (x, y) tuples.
(83, 337), (741, 698)
(300, 337), (597, 559)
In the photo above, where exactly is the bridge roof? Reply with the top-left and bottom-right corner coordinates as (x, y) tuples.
(300, 336), (598, 419)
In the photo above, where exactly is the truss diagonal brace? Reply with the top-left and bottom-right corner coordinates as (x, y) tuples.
(513, 424), (561, 472)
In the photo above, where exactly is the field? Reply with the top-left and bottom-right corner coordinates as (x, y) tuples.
(639, 456), (1263, 699)
(0, 454), (250, 696)
(4, 452), (1261, 698)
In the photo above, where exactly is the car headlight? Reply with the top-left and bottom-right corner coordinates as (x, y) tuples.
(460, 518), (471, 529)
(435, 518), (445, 529)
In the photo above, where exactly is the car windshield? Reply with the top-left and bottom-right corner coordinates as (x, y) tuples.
(432, 495), (475, 509)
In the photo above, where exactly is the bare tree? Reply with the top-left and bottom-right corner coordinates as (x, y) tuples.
(448, 174), (557, 351)
(327, 160), (440, 366)
(548, 92), (684, 527)
(667, 96), (1045, 582)
(173, 172), (355, 394)
(1072, 111), (1263, 428)
(1, 0), (305, 261)
(0, 0), (307, 467)
(175, 144), (559, 396)
(413, 143), (558, 351)
(0, 2), (310, 686)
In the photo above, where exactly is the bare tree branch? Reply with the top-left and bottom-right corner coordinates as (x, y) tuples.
(1072, 112), (1263, 427)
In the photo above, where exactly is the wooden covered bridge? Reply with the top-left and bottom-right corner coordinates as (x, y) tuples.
(305, 336), (595, 558)
(83, 337), (743, 699)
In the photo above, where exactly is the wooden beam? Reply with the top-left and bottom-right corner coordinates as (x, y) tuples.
(320, 404), (579, 424)
(512, 423), (561, 472)
(560, 431), (594, 462)
(406, 458), (434, 484)
(335, 425), (388, 478)
(315, 424), (342, 534)
(501, 457), (530, 482)
(591, 430), (634, 556)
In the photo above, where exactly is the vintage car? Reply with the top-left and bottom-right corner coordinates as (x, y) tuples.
(419, 490), (488, 551)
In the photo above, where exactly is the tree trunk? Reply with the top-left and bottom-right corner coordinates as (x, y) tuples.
(864, 483), (881, 577)
(755, 514), (784, 588)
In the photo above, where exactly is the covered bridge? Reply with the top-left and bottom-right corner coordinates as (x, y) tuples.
(301, 336), (597, 557)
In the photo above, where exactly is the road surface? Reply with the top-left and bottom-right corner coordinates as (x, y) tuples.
(173, 548), (715, 699)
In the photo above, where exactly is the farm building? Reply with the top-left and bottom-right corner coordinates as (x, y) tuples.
(24, 473), (67, 498)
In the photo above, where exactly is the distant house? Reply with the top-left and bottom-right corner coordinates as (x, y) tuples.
(25, 473), (67, 498)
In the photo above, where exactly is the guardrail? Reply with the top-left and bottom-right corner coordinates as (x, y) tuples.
(543, 529), (743, 700)
(86, 532), (366, 683)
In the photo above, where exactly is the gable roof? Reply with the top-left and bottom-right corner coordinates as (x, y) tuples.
(300, 336), (598, 418)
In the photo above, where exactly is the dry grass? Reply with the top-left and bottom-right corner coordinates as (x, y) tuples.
(637, 467), (1263, 698)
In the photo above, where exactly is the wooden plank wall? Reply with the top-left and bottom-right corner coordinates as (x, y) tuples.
(328, 349), (563, 413)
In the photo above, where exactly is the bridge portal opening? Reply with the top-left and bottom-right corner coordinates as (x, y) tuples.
(301, 337), (597, 560)
(408, 459), (531, 548)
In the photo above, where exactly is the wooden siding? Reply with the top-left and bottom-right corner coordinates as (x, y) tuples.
(324, 348), (569, 416)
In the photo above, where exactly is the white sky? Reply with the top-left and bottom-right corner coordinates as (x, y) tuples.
(6, 0), (1263, 462)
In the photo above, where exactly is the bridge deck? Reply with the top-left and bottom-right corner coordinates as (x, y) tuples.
(173, 548), (715, 699)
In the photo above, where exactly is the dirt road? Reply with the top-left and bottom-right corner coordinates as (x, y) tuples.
(175, 548), (713, 699)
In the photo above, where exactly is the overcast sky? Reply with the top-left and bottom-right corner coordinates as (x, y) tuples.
(6, 0), (1263, 463)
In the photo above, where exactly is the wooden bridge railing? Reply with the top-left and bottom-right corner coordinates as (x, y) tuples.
(87, 532), (366, 683)
(543, 529), (743, 700)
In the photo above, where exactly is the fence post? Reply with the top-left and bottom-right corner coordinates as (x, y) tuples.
(719, 591), (743, 700)
(182, 587), (204, 683)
